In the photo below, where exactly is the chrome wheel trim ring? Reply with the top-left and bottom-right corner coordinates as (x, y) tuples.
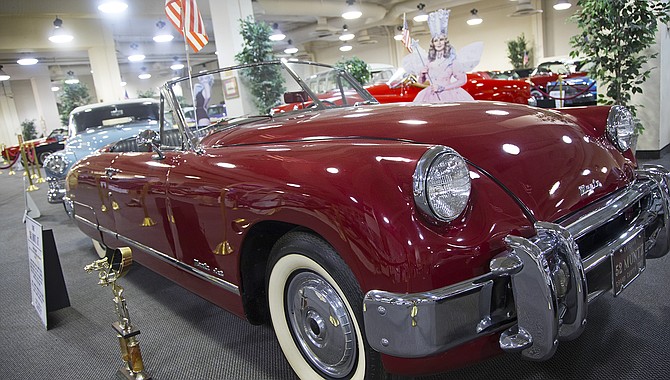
(285, 271), (356, 378)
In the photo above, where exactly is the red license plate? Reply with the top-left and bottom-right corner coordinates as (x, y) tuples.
(612, 230), (646, 296)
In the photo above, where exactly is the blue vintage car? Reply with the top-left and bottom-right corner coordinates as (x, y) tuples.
(43, 98), (160, 204)
(545, 75), (598, 107)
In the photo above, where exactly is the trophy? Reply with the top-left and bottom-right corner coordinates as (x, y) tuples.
(85, 247), (151, 380)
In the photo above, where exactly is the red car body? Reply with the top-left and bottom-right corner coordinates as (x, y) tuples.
(2, 128), (67, 164)
(366, 72), (533, 105)
(65, 61), (669, 378)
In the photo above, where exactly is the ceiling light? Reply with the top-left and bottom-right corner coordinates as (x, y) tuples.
(339, 25), (355, 41)
(553, 0), (572, 10)
(171, 63), (184, 70)
(342, 0), (362, 20)
(467, 9), (483, 26)
(120, 81), (127, 87)
(0, 66), (10, 81)
(413, 3), (428, 23)
(128, 54), (145, 62)
(153, 20), (174, 42)
(138, 67), (151, 80)
(48, 17), (74, 43)
(51, 86), (60, 92)
(284, 40), (298, 54)
(98, 1), (128, 13)
(339, 44), (353, 52)
(394, 25), (403, 41)
(64, 70), (79, 84)
(269, 23), (286, 41)
(17, 58), (39, 65)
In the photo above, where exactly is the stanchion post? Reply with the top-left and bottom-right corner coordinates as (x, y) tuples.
(18, 135), (38, 191)
(29, 142), (46, 183)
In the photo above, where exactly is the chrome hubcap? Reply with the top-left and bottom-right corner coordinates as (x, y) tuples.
(286, 271), (356, 378)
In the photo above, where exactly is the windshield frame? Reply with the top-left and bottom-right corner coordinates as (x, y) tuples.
(160, 59), (378, 152)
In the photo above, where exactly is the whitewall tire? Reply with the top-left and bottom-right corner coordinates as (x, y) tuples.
(267, 232), (382, 379)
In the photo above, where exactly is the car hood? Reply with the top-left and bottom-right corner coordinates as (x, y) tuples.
(205, 102), (633, 222)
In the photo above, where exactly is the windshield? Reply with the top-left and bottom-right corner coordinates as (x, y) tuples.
(164, 60), (377, 146)
(70, 101), (160, 135)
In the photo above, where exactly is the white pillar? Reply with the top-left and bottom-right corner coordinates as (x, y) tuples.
(88, 24), (123, 103)
(30, 72), (62, 132)
(0, 82), (21, 146)
(209, 0), (255, 115)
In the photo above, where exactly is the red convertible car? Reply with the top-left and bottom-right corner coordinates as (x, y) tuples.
(66, 60), (670, 378)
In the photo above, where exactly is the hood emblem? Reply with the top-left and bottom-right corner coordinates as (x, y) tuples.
(579, 179), (603, 197)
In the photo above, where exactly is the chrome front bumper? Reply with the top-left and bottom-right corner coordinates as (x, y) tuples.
(363, 164), (670, 359)
(47, 176), (66, 203)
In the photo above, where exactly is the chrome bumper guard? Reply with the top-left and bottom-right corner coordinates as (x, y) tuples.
(363, 164), (670, 359)
(46, 176), (66, 204)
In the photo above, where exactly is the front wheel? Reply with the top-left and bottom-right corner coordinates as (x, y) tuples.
(267, 231), (383, 379)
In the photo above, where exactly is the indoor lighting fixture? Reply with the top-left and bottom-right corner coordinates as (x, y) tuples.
(339, 43), (353, 52)
(51, 85), (60, 92)
(342, 0), (362, 20)
(64, 70), (79, 84)
(153, 20), (174, 42)
(0, 66), (10, 81)
(17, 57), (39, 65)
(138, 67), (151, 80)
(98, 0), (128, 13)
(339, 25), (355, 41)
(413, 3), (428, 23)
(394, 25), (403, 41)
(467, 9), (483, 25)
(269, 23), (286, 41)
(553, 0), (572, 10)
(170, 57), (185, 71)
(48, 17), (74, 43)
(284, 40), (298, 54)
(120, 81), (127, 87)
(127, 43), (145, 62)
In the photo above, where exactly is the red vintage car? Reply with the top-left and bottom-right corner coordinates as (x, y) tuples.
(66, 61), (670, 378)
(2, 128), (67, 165)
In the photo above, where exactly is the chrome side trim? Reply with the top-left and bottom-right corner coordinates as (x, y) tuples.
(75, 215), (240, 296)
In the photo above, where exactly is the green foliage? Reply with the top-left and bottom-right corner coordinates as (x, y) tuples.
(506, 34), (532, 70)
(57, 82), (91, 126)
(570, 0), (670, 133)
(234, 17), (285, 113)
(137, 89), (157, 99)
(21, 119), (37, 141)
(335, 57), (371, 85)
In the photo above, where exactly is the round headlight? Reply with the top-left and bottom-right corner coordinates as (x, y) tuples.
(606, 105), (635, 151)
(44, 154), (67, 176)
(413, 146), (471, 222)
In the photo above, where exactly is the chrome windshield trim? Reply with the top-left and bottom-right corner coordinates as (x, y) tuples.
(75, 215), (240, 296)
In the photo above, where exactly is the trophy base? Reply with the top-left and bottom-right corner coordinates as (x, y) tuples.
(116, 367), (151, 380)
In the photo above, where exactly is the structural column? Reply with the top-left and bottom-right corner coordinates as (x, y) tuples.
(637, 25), (669, 153)
(0, 82), (21, 146)
(30, 68), (62, 133)
(88, 23), (123, 103)
(209, 0), (254, 115)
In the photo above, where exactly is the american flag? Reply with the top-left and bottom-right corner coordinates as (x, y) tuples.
(401, 13), (413, 53)
(522, 50), (529, 66)
(165, 0), (209, 52)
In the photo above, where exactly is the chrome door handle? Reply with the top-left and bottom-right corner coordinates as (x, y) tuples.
(105, 167), (120, 179)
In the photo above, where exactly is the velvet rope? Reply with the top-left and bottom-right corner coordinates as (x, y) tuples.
(534, 80), (597, 101)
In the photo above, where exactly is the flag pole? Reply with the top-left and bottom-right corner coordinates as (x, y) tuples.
(181, 3), (197, 132)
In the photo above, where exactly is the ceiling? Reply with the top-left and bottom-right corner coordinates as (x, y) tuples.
(0, 0), (541, 82)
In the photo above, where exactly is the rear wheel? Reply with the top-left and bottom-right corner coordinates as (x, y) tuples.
(267, 231), (383, 379)
(38, 151), (52, 166)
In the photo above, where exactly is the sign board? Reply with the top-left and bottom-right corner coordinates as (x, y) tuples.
(26, 216), (47, 328)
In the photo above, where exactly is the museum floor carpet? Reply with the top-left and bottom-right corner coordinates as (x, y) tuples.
(1, 154), (669, 380)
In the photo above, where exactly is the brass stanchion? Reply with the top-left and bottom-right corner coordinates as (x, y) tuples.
(29, 142), (46, 183)
(3, 144), (17, 176)
(18, 136), (38, 191)
(85, 248), (151, 380)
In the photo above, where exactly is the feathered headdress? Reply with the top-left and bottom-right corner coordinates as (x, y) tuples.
(427, 9), (450, 39)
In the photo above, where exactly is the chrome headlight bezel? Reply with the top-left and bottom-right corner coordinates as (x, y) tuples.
(413, 146), (471, 223)
(606, 105), (635, 152)
(43, 153), (68, 177)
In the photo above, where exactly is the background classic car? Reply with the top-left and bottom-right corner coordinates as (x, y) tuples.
(2, 127), (67, 165)
(43, 98), (160, 205)
(66, 61), (670, 378)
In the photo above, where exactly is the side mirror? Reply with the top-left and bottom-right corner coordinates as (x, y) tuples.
(136, 129), (164, 159)
(284, 90), (310, 104)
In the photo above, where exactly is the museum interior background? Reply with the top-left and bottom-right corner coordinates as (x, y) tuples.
(0, 0), (668, 153)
